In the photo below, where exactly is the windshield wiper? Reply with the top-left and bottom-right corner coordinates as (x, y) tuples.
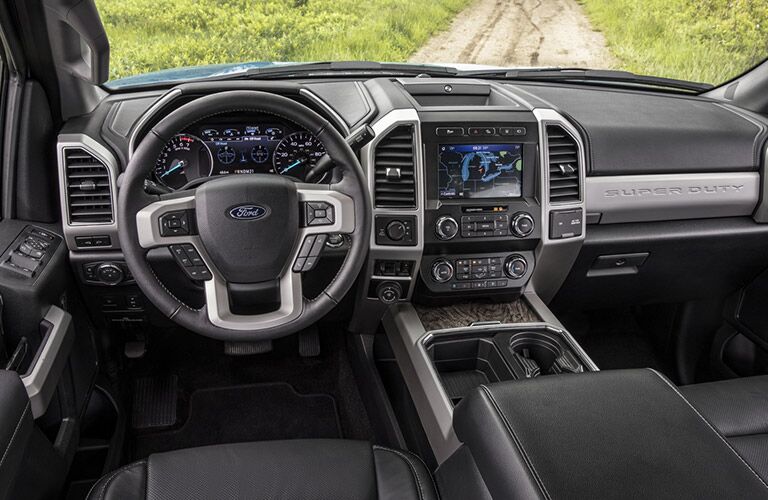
(461, 68), (713, 93)
(241, 61), (459, 79)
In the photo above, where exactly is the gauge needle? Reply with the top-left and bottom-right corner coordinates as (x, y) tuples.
(281, 159), (304, 173)
(162, 160), (185, 178)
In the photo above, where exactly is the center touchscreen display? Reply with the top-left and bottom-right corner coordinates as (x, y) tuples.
(438, 144), (523, 199)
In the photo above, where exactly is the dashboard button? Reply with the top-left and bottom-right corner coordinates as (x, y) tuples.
(468, 127), (496, 136)
(436, 127), (464, 137)
(500, 126), (527, 136)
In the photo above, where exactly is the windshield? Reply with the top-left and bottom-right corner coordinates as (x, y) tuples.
(97, 0), (767, 89)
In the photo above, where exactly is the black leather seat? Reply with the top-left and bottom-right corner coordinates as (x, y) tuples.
(87, 439), (437, 500)
(681, 375), (768, 483)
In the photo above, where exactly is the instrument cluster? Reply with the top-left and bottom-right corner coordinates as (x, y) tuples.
(153, 116), (327, 190)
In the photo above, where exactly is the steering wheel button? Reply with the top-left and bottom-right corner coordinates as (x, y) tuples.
(303, 255), (318, 270)
(314, 209), (327, 218)
(187, 266), (212, 281)
(308, 235), (327, 257)
(298, 236), (316, 258)
(293, 257), (307, 272)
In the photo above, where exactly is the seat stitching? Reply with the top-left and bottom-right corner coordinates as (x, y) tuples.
(373, 445), (425, 500)
(86, 460), (147, 500)
(0, 401), (29, 472)
(480, 384), (551, 500)
(646, 368), (768, 490)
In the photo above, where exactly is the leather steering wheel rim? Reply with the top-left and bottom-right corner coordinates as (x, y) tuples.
(118, 90), (371, 341)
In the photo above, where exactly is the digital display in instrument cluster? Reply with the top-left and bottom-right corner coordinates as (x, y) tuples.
(153, 122), (327, 190)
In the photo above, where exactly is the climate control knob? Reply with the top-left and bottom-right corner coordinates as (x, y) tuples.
(510, 212), (535, 238)
(504, 255), (528, 279)
(431, 259), (454, 283)
(435, 216), (459, 240)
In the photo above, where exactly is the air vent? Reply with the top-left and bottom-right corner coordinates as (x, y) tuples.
(546, 124), (581, 203)
(374, 125), (416, 208)
(64, 148), (114, 224)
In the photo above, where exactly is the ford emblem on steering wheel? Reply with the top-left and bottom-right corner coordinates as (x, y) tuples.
(227, 204), (269, 220)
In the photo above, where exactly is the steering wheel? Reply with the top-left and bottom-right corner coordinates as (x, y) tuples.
(118, 91), (371, 341)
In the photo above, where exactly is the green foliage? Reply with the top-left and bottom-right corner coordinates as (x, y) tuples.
(96, 0), (471, 80)
(579, 0), (768, 84)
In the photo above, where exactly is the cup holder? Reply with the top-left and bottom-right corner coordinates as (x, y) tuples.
(503, 330), (584, 378)
(423, 326), (589, 405)
(508, 332), (562, 377)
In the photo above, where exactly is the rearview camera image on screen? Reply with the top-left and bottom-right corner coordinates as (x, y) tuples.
(438, 144), (523, 199)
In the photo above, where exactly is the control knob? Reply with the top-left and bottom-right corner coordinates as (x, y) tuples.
(504, 255), (528, 279)
(376, 281), (403, 304)
(510, 212), (535, 238)
(385, 221), (407, 241)
(96, 263), (124, 285)
(431, 259), (454, 283)
(435, 216), (459, 240)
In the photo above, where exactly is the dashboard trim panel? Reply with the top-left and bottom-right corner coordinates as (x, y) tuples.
(360, 108), (424, 301)
(586, 172), (761, 224)
(57, 134), (121, 251)
(530, 109), (587, 302)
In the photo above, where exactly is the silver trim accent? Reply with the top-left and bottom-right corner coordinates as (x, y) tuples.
(359, 109), (424, 301)
(586, 172), (760, 224)
(530, 109), (587, 302)
(57, 134), (121, 251)
(135, 185), (354, 331)
(21, 306), (75, 418)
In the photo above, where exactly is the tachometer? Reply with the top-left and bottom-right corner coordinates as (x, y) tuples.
(154, 134), (213, 190)
(272, 132), (327, 182)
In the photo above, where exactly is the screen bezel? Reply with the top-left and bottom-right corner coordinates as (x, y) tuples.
(437, 143), (524, 200)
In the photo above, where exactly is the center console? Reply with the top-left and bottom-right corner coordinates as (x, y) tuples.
(419, 113), (541, 296)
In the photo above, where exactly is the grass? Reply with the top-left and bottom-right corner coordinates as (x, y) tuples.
(96, 0), (472, 81)
(579, 0), (768, 84)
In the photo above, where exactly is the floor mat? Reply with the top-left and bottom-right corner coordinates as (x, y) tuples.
(133, 383), (341, 457)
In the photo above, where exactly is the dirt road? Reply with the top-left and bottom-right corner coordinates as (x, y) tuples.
(409, 0), (614, 69)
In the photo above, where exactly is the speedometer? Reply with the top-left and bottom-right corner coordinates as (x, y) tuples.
(154, 134), (213, 190)
(272, 132), (327, 182)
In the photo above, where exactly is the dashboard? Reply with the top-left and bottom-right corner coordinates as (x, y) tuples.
(55, 77), (768, 333)
(153, 115), (327, 190)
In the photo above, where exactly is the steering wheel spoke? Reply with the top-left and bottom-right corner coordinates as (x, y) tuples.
(136, 195), (198, 249)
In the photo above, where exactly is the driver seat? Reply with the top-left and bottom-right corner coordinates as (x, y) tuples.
(87, 439), (438, 500)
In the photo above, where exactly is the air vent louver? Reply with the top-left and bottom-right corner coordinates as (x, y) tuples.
(64, 148), (114, 224)
(546, 124), (581, 203)
(374, 125), (416, 208)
